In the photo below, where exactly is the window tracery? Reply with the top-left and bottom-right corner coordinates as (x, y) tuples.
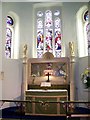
(36, 9), (62, 58)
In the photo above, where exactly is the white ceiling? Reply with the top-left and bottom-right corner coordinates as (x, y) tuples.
(0, 0), (90, 2)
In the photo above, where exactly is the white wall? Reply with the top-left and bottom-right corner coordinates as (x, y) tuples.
(0, 1), (2, 101)
(2, 59), (23, 108)
(76, 57), (89, 107)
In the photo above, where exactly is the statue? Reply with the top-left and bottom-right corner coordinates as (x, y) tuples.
(69, 41), (75, 56)
(23, 44), (27, 58)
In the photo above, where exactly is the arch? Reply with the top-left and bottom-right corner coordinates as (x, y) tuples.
(6, 11), (20, 59)
(33, 4), (62, 58)
(76, 5), (88, 57)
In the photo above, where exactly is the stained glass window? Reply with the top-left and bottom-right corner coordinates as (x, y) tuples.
(83, 11), (90, 56)
(5, 16), (14, 58)
(84, 10), (89, 21)
(36, 9), (62, 58)
(7, 16), (13, 25)
(37, 18), (44, 58)
(54, 17), (61, 57)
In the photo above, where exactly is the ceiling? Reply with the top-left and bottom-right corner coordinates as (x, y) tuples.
(0, 0), (89, 2)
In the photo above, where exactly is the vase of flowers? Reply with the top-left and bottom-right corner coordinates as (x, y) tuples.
(81, 67), (90, 89)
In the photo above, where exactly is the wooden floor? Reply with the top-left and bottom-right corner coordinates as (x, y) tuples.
(0, 118), (90, 120)
(0, 116), (90, 120)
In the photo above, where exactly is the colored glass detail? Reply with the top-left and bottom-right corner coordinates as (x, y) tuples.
(5, 28), (12, 58)
(54, 10), (60, 16)
(86, 23), (90, 55)
(37, 30), (44, 50)
(7, 16), (13, 25)
(84, 11), (89, 21)
(84, 10), (90, 56)
(37, 11), (43, 17)
(45, 10), (52, 28)
(45, 29), (53, 51)
(5, 16), (13, 58)
(37, 18), (43, 28)
(36, 9), (61, 58)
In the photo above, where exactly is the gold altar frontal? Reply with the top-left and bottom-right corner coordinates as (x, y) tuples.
(25, 89), (68, 115)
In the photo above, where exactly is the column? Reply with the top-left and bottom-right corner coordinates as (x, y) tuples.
(69, 42), (76, 106)
(22, 44), (28, 100)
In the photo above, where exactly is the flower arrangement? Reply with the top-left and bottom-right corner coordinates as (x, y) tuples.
(81, 67), (90, 88)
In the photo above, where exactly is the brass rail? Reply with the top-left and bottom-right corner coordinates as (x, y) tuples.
(0, 100), (90, 118)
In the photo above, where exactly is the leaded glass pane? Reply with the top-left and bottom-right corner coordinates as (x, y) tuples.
(84, 10), (90, 56)
(84, 11), (89, 22)
(37, 51), (43, 58)
(5, 28), (12, 58)
(55, 50), (61, 57)
(54, 17), (62, 57)
(37, 18), (43, 29)
(55, 30), (61, 50)
(7, 16), (13, 26)
(37, 11), (43, 17)
(45, 29), (53, 51)
(37, 29), (44, 50)
(86, 23), (90, 56)
(36, 9), (61, 58)
(54, 10), (60, 16)
(54, 17), (61, 29)
(45, 10), (52, 28)
(5, 16), (14, 58)
(55, 29), (62, 57)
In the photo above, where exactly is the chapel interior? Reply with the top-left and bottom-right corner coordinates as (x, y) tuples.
(0, 0), (90, 119)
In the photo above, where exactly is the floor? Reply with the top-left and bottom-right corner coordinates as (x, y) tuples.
(0, 106), (90, 120)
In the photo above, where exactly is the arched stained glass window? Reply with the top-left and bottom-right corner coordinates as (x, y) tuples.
(84, 10), (89, 21)
(54, 17), (61, 57)
(37, 18), (44, 58)
(36, 8), (62, 58)
(5, 16), (14, 58)
(83, 10), (90, 56)
(7, 16), (13, 25)
(77, 6), (89, 57)
(86, 23), (90, 55)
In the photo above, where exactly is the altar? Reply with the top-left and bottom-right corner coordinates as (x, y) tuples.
(23, 54), (71, 115)
(25, 89), (68, 115)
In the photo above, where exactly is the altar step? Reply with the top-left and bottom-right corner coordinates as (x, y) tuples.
(0, 106), (90, 120)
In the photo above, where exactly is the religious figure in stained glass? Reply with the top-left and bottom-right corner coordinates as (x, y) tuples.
(5, 28), (12, 58)
(45, 29), (53, 51)
(37, 30), (44, 50)
(45, 10), (52, 28)
(86, 23), (90, 55)
(36, 9), (61, 58)
(84, 11), (90, 56)
(55, 30), (61, 50)
(54, 17), (61, 57)
(5, 16), (14, 58)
